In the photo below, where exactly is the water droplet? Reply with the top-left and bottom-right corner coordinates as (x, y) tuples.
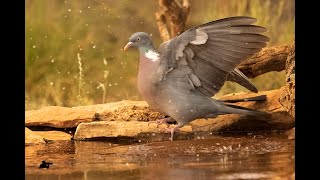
(154, 154), (156, 157)
(138, 140), (141, 143)
(67, 71), (70, 74)
(196, 154), (199, 157)
(32, 45), (36, 48)
(92, 45), (96, 48)
(216, 143), (220, 145)
(88, 6), (90, 9)
(126, 163), (129, 166)
(108, 84), (112, 87)
(51, 59), (55, 63)
(79, 10), (82, 13)
(58, 71), (61, 74)
(114, 83), (118, 86)
(64, 1), (67, 3)
(62, 87), (65, 90)
(44, 35), (47, 38)
(68, 9), (71, 12)
(50, 82), (53, 86)
(86, 91), (89, 94)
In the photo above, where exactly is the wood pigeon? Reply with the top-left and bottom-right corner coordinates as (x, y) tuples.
(124, 16), (269, 141)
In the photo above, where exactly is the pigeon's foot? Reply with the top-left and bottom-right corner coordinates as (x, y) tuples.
(148, 117), (175, 128)
(165, 123), (184, 141)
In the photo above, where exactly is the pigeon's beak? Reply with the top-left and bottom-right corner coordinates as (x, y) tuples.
(123, 42), (133, 51)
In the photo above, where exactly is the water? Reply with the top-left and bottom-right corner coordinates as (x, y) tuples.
(25, 133), (294, 180)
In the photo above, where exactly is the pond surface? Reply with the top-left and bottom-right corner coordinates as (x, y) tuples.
(25, 132), (294, 180)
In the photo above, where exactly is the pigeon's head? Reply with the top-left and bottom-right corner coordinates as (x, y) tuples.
(124, 32), (153, 52)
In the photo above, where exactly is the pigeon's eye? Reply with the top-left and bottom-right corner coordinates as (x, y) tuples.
(137, 37), (141, 41)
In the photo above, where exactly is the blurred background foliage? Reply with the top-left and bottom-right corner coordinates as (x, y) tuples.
(25, 0), (295, 110)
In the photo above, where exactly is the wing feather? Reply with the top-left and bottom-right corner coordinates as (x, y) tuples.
(155, 16), (269, 96)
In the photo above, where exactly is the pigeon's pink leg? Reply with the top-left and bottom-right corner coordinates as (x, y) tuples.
(148, 117), (175, 128)
(165, 123), (184, 141)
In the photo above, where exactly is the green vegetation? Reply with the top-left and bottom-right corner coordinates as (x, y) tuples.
(25, 0), (294, 110)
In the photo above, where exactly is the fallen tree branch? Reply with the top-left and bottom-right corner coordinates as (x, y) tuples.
(238, 43), (293, 78)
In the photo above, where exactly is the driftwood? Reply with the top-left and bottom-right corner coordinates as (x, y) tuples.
(239, 43), (293, 78)
(279, 43), (295, 117)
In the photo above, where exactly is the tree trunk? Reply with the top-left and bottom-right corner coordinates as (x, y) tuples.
(155, 0), (190, 41)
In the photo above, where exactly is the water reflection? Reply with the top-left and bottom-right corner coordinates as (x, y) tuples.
(26, 134), (294, 179)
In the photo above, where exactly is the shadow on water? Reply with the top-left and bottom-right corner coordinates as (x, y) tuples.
(25, 133), (294, 180)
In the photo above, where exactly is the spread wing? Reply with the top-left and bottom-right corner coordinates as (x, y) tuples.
(154, 16), (268, 96)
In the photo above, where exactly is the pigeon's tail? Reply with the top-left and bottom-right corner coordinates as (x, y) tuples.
(218, 102), (269, 116)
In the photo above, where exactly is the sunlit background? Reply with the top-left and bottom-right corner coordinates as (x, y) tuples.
(25, 0), (295, 110)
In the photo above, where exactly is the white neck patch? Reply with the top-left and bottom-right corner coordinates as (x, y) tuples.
(145, 49), (160, 61)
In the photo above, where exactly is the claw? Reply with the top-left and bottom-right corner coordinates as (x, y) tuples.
(165, 123), (183, 141)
